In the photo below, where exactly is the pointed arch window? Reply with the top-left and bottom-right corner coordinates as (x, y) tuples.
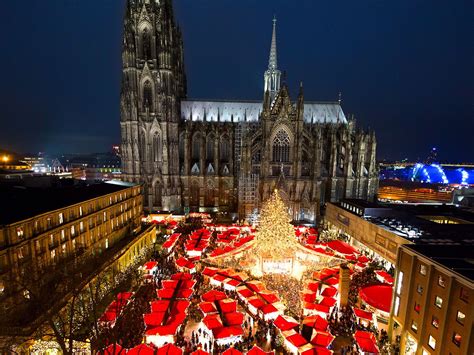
(192, 133), (201, 160)
(152, 132), (161, 162)
(142, 28), (152, 60)
(143, 81), (153, 112)
(220, 136), (230, 161)
(178, 133), (185, 161)
(206, 135), (215, 161)
(140, 133), (146, 162)
(272, 129), (290, 162)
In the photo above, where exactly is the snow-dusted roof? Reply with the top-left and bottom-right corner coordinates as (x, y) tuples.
(181, 99), (347, 124)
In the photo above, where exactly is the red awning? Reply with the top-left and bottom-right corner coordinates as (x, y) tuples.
(327, 240), (358, 255)
(353, 308), (373, 321)
(101, 344), (126, 355)
(310, 330), (335, 347)
(222, 348), (243, 355)
(286, 333), (308, 348)
(127, 344), (155, 355)
(213, 326), (244, 339)
(156, 344), (183, 355)
(354, 330), (379, 354)
(302, 315), (329, 331)
(247, 345), (275, 354)
(191, 350), (209, 355)
(359, 284), (393, 313)
(375, 270), (394, 284)
(201, 290), (226, 302)
(273, 315), (299, 331)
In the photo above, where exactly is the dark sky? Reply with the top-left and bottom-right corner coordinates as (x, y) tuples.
(0, 0), (472, 162)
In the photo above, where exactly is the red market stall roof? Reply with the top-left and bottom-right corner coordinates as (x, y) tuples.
(202, 267), (219, 277)
(300, 347), (333, 355)
(201, 290), (227, 302)
(261, 303), (279, 315)
(222, 348), (243, 355)
(273, 315), (299, 331)
(375, 270), (394, 284)
(358, 255), (370, 263)
(171, 272), (193, 280)
(203, 314), (223, 329)
(286, 333), (308, 348)
(199, 302), (218, 314)
(223, 312), (244, 326)
(247, 345), (275, 354)
(302, 292), (316, 303)
(353, 308), (374, 321)
(218, 298), (238, 313)
(127, 344), (155, 355)
(304, 303), (330, 314)
(319, 297), (337, 308)
(247, 280), (266, 292)
(248, 297), (265, 310)
(175, 256), (196, 269)
(354, 330), (380, 354)
(101, 343), (126, 355)
(144, 261), (158, 270)
(157, 344), (183, 355)
(161, 279), (196, 289)
(157, 288), (193, 299)
(213, 325), (244, 339)
(302, 315), (329, 331)
(359, 284), (393, 313)
(237, 288), (254, 299)
(191, 350), (209, 355)
(321, 287), (337, 298)
(310, 330), (335, 347)
(327, 240), (358, 255)
(99, 311), (117, 323)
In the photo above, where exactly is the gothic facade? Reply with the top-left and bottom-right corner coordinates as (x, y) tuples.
(120, 0), (378, 221)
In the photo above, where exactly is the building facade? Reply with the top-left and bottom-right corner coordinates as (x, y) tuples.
(390, 245), (473, 355)
(0, 180), (143, 316)
(120, 0), (378, 220)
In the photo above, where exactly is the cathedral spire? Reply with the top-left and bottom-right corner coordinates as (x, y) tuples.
(268, 16), (278, 70)
(264, 16), (282, 104)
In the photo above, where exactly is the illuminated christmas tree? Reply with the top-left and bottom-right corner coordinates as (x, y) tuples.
(253, 189), (299, 257)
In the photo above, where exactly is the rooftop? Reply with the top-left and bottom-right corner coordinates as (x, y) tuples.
(0, 179), (137, 225)
(404, 244), (474, 282)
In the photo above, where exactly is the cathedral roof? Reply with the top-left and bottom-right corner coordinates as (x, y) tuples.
(181, 99), (347, 124)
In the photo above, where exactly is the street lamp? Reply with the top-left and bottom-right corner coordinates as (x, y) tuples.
(1, 155), (9, 163)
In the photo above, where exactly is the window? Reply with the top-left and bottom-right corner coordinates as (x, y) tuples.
(105, 238), (109, 249)
(422, 349), (430, 355)
(438, 275), (446, 288)
(220, 136), (230, 161)
(79, 206), (83, 216)
(428, 335), (436, 350)
(435, 296), (443, 308)
(419, 264), (427, 275)
(80, 221), (84, 233)
(141, 27), (151, 59)
(456, 310), (465, 325)
(431, 316), (439, 328)
(417, 284), (424, 294)
(142, 80), (153, 111)
(50, 249), (56, 260)
(414, 302), (421, 313)
(58, 213), (64, 224)
(460, 287), (469, 302)
(70, 225), (75, 237)
(103, 212), (107, 221)
(206, 135), (214, 161)
(61, 229), (65, 241)
(16, 227), (24, 239)
(272, 129), (290, 162)
(396, 271), (403, 295)
(452, 332), (462, 347)
(47, 217), (52, 228)
(394, 296), (400, 316)
(411, 320), (418, 332)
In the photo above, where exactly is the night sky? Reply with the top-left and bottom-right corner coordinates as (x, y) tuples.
(0, 0), (472, 162)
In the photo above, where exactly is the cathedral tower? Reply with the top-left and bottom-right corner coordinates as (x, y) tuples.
(263, 17), (281, 104)
(120, 0), (186, 211)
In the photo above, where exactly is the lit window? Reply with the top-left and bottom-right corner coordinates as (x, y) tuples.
(59, 213), (64, 224)
(70, 225), (75, 236)
(50, 234), (54, 245)
(396, 271), (403, 295)
(72, 239), (76, 249)
(109, 196), (112, 204)
(50, 249), (56, 260)
(428, 335), (436, 349)
(411, 320), (418, 332)
(62, 244), (66, 254)
(394, 296), (400, 316)
(419, 264), (427, 275)
(16, 227), (24, 239)
(105, 239), (109, 249)
(422, 349), (430, 355)
(23, 290), (30, 299)
(80, 221), (84, 232)
(432, 316), (439, 328)
(456, 311), (465, 325)
(103, 212), (107, 221)
(438, 275), (446, 288)
(435, 296), (443, 308)
(61, 229), (65, 241)
(417, 284), (424, 294)
(452, 332), (462, 347)
(79, 206), (83, 216)
(0, 281), (4, 294)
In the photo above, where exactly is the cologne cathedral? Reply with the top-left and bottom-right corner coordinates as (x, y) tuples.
(120, 0), (378, 221)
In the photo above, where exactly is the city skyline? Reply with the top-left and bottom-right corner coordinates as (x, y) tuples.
(0, 0), (472, 162)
